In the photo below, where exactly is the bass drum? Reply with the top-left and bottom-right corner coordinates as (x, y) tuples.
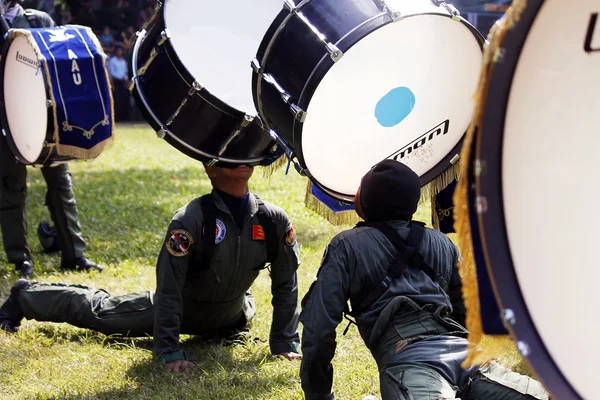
(252, 0), (484, 201)
(131, 0), (283, 165)
(475, 1), (599, 398)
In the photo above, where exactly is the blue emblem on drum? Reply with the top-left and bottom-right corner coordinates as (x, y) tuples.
(375, 87), (416, 127)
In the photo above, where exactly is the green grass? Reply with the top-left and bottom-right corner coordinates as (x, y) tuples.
(0, 124), (528, 399)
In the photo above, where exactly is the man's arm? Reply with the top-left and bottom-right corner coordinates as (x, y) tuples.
(299, 242), (349, 400)
(153, 219), (195, 364)
(448, 244), (467, 328)
(269, 219), (301, 356)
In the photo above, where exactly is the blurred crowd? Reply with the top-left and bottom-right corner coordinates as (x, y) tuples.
(21, 0), (155, 122)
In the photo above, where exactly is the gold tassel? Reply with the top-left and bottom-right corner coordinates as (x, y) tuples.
(261, 154), (288, 179)
(453, 0), (528, 368)
(304, 181), (361, 226)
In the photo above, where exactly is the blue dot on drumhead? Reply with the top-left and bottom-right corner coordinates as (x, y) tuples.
(375, 87), (416, 128)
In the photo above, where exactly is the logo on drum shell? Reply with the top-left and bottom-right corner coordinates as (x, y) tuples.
(16, 51), (39, 70)
(374, 87), (415, 127)
(584, 13), (599, 53)
(387, 120), (450, 161)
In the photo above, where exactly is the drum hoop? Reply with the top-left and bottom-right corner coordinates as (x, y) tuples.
(293, 13), (485, 198)
(0, 31), (48, 165)
(476, 1), (582, 398)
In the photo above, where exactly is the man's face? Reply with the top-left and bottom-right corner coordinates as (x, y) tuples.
(206, 164), (254, 183)
(354, 182), (366, 220)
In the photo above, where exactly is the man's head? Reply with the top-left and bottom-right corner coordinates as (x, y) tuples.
(354, 160), (421, 222)
(114, 46), (123, 58)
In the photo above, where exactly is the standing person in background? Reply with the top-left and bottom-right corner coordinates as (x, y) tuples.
(108, 45), (129, 122)
(0, 0), (102, 277)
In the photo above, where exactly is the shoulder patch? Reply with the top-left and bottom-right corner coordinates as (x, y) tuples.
(166, 229), (194, 257)
(215, 219), (226, 244)
(252, 224), (266, 241)
(285, 224), (297, 247)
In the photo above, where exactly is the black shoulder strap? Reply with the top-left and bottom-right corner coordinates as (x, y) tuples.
(254, 195), (279, 263)
(24, 10), (40, 28)
(200, 194), (217, 269)
(346, 221), (448, 319)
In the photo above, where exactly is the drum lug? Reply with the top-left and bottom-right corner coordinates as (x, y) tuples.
(157, 128), (166, 139)
(450, 154), (460, 165)
(158, 29), (171, 46)
(372, 0), (402, 21)
(502, 309), (516, 326)
(289, 104), (307, 123)
(283, 0), (297, 12)
(166, 81), (203, 127)
(46, 99), (53, 108)
(325, 43), (343, 62)
(251, 58), (262, 74)
(217, 115), (254, 157)
(431, 0), (461, 20)
(475, 196), (488, 214)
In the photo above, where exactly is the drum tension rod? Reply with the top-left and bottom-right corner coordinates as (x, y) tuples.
(283, 0), (343, 62)
(431, 0), (461, 20)
(372, 0), (402, 20)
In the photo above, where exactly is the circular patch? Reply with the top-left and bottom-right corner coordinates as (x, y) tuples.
(215, 219), (226, 244)
(285, 224), (296, 247)
(166, 229), (194, 257)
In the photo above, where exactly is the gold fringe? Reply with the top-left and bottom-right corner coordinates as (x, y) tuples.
(261, 154), (288, 179)
(304, 181), (361, 226)
(453, 0), (528, 368)
(419, 163), (460, 206)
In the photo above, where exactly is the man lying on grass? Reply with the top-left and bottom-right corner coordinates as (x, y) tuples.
(0, 163), (302, 371)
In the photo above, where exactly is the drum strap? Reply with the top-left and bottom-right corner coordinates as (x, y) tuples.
(342, 221), (449, 334)
(24, 10), (40, 29)
(200, 194), (278, 269)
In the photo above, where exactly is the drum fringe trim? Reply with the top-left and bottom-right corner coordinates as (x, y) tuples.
(419, 163), (460, 207)
(304, 182), (361, 226)
(261, 154), (287, 179)
(452, 0), (527, 368)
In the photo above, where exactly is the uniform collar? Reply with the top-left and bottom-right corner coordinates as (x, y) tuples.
(210, 189), (258, 218)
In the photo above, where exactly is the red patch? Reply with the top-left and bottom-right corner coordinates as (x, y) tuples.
(285, 225), (296, 247)
(252, 224), (266, 240)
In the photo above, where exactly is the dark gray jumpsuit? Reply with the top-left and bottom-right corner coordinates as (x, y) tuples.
(299, 220), (549, 400)
(16, 191), (301, 362)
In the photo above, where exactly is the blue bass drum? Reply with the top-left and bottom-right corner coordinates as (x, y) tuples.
(252, 0), (484, 201)
(475, 0), (599, 398)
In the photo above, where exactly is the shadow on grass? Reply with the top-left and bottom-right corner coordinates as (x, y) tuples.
(58, 338), (296, 400)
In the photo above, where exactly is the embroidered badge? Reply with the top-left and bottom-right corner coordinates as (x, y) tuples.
(166, 229), (193, 257)
(215, 219), (226, 244)
(285, 224), (296, 247)
(252, 224), (266, 241)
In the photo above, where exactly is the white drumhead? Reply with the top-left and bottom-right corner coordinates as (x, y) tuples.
(502, 1), (599, 398)
(164, 0), (283, 114)
(301, 13), (482, 198)
(3, 34), (48, 163)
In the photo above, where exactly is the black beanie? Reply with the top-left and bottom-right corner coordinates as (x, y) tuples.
(359, 160), (420, 222)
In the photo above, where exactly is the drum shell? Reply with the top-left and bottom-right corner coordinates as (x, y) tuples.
(132, 6), (277, 165)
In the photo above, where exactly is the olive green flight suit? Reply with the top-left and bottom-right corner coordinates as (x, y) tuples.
(16, 191), (301, 362)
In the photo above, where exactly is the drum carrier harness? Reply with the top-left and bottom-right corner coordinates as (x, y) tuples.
(342, 221), (449, 334)
(199, 194), (279, 268)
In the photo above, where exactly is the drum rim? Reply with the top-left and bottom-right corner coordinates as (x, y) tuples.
(476, 1), (582, 398)
(293, 13), (484, 200)
(0, 31), (45, 165)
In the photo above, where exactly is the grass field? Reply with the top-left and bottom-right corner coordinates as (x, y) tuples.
(0, 124), (529, 399)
